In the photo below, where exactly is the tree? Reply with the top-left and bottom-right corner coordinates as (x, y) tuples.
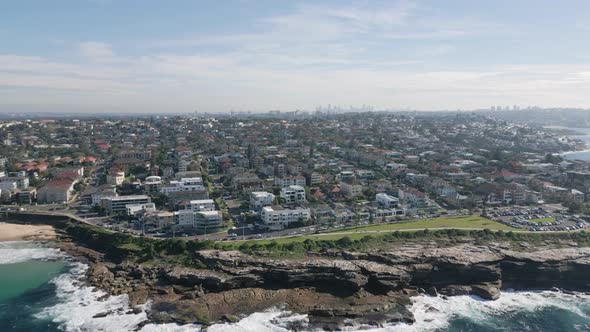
(568, 201), (583, 214)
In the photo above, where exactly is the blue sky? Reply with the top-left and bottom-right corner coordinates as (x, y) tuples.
(2, 0), (590, 113)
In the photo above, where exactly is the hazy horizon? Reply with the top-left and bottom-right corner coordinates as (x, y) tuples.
(3, 0), (590, 113)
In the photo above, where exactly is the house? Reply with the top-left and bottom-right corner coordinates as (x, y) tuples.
(340, 180), (364, 198)
(376, 193), (399, 209)
(107, 169), (125, 186)
(232, 173), (264, 191)
(398, 187), (428, 209)
(311, 204), (335, 223)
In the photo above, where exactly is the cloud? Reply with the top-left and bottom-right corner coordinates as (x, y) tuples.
(79, 42), (114, 58)
(0, 2), (588, 112)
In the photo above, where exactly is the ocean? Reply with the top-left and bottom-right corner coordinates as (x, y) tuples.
(1, 241), (590, 332)
(560, 127), (590, 161)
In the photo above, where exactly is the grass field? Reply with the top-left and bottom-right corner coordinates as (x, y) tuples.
(328, 215), (518, 233)
(222, 215), (517, 247)
(528, 217), (556, 223)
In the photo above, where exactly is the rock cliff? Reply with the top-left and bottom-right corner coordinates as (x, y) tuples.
(71, 243), (590, 330)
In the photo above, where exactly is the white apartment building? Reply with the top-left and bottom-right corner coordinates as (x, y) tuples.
(104, 195), (151, 215)
(274, 175), (306, 188)
(280, 185), (306, 205)
(376, 193), (400, 209)
(250, 191), (275, 209)
(194, 211), (223, 231)
(261, 205), (311, 230)
(183, 199), (215, 212)
(173, 210), (223, 231)
(0, 176), (29, 190)
(126, 203), (156, 217)
(174, 209), (195, 228)
(160, 177), (205, 194)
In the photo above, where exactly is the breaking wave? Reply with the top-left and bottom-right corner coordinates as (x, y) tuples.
(0, 241), (63, 265)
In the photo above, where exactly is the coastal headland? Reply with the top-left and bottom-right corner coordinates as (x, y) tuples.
(5, 211), (590, 330)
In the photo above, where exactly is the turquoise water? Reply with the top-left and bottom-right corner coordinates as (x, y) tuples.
(0, 242), (65, 331)
(1, 241), (590, 331)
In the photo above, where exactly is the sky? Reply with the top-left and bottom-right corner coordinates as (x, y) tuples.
(2, 0), (590, 113)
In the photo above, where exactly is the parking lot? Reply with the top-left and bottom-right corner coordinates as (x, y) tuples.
(487, 205), (587, 232)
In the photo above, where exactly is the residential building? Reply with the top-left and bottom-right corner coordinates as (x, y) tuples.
(181, 199), (216, 212)
(274, 175), (306, 188)
(107, 169), (125, 186)
(261, 205), (311, 230)
(194, 211), (223, 232)
(340, 180), (364, 198)
(0, 176), (29, 190)
(376, 193), (400, 209)
(160, 177), (205, 194)
(306, 172), (322, 186)
(126, 203), (156, 217)
(280, 185), (306, 205)
(174, 210), (195, 229)
(250, 191), (276, 209)
(38, 179), (76, 204)
(104, 195), (151, 215)
(398, 187), (428, 208)
(118, 150), (152, 160)
(144, 176), (162, 195)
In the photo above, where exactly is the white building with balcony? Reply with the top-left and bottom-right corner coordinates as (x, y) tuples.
(376, 193), (400, 209)
(280, 185), (306, 205)
(250, 191), (275, 209)
(261, 205), (311, 230)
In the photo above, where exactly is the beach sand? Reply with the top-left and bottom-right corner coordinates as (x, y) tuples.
(0, 223), (57, 241)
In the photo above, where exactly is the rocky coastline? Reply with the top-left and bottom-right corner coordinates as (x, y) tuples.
(54, 239), (590, 331)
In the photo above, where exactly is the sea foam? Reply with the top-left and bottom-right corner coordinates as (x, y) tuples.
(0, 241), (63, 265)
(36, 262), (202, 332)
(30, 251), (590, 332)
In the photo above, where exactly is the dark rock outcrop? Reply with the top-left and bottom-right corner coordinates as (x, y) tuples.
(62, 242), (590, 330)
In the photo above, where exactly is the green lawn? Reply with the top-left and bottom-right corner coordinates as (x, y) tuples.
(329, 215), (517, 233)
(221, 215), (517, 248)
(529, 217), (556, 223)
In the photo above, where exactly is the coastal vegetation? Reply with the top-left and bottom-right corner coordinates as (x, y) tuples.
(60, 218), (590, 263)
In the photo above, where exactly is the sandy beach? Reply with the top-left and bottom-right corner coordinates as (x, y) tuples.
(0, 223), (57, 241)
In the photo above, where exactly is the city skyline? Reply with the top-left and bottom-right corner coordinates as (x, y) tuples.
(2, 0), (590, 113)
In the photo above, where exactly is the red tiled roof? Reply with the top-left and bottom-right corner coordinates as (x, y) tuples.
(44, 179), (75, 189)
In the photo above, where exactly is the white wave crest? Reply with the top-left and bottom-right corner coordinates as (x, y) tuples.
(36, 262), (201, 332)
(207, 309), (309, 332)
(358, 290), (590, 332)
(33, 257), (590, 332)
(0, 241), (63, 265)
